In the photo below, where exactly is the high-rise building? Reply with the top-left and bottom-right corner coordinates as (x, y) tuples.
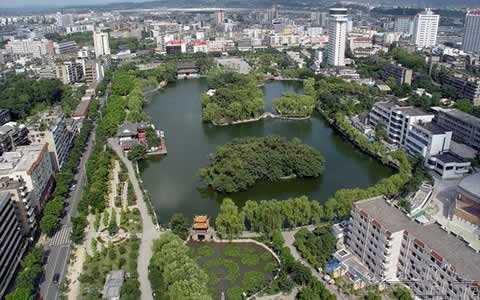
(0, 191), (28, 298)
(412, 8), (439, 48)
(394, 16), (413, 35)
(93, 30), (111, 58)
(463, 9), (480, 54)
(55, 12), (73, 27)
(327, 8), (348, 67)
(214, 10), (225, 25)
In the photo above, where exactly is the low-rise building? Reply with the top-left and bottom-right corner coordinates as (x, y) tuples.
(383, 63), (413, 86)
(0, 191), (28, 298)
(455, 172), (480, 231)
(369, 101), (434, 146)
(54, 41), (78, 55)
(347, 196), (480, 299)
(425, 152), (471, 179)
(432, 106), (480, 150)
(441, 74), (480, 105)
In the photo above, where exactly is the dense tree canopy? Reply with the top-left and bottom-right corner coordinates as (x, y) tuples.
(215, 198), (245, 239)
(199, 136), (325, 193)
(294, 226), (336, 269)
(0, 75), (65, 119)
(201, 70), (264, 124)
(149, 233), (211, 300)
(273, 93), (315, 117)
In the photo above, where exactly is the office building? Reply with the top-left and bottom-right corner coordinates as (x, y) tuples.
(432, 106), (480, 150)
(347, 196), (480, 299)
(383, 64), (413, 85)
(28, 112), (75, 171)
(0, 192), (28, 298)
(394, 16), (413, 35)
(0, 122), (29, 156)
(0, 144), (55, 210)
(463, 9), (480, 54)
(327, 8), (348, 67)
(405, 122), (451, 157)
(93, 31), (111, 58)
(368, 101), (434, 145)
(53, 41), (78, 55)
(412, 8), (439, 48)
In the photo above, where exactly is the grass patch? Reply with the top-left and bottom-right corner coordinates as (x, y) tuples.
(241, 251), (260, 266)
(242, 271), (265, 293)
(227, 287), (244, 300)
(197, 245), (215, 257)
(206, 258), (240, 282)
(263, 262), (277, 273)
(224, 244), (242, 257)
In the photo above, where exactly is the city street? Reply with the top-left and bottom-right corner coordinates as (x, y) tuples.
(39, 125), (96, 300)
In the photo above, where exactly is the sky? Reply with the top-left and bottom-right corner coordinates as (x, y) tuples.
(0, 0), (148, 8)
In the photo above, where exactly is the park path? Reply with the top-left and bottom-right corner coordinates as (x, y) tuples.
(108, 138), (161, 300)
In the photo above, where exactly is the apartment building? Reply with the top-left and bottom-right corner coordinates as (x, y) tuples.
(0, 144), (55, 210)
(412, 8), (439, 48)
(347, 196), (480, 299)
(0, 122), (29, 155)
(56, 60), (84, 85)
(432, 107), (480, 150)
(327, 8), (348, 66)
(383, 64), (413, 86)
(5, 38), (52, 58)
(368, 101), (434, 145)
(0, 191), (28, 298)
(28, 112), (75, 171)
(82, 59), (104, 86)
(441, 74), (480, 105)
(0, 177), (37, 234)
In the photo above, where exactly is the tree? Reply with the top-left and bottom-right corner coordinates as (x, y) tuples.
(169, 213), (190, 240)
(215, 198), (244, 239)
(392, 285), (414, 300)
(303, 78), (316, 98)
(291, 262), (312, 285)
(364, 291), (382, 300)
(128, 144), (146, 161)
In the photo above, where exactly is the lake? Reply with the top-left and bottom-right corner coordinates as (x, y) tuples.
(142, 79), (393, 223)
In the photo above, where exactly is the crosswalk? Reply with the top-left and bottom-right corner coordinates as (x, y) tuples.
(49, 226), (72, 247)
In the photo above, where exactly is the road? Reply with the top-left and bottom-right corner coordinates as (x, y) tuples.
(39, 121), (97, 300)
(281, 226), (353, 300)
(108, 138), (161, 300)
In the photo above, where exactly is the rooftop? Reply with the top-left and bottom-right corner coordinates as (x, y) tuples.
(432, 152), (467, 164)
(355, 196), (480, 282)
(0, 144), (48, 176)
(419, 122), (448, 135)
(431, 107), (480, 128)
(458, 172), (480, 200)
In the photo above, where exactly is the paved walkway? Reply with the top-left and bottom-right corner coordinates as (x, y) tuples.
(281, 226), (353, 300)
(108, 138), (161, 300)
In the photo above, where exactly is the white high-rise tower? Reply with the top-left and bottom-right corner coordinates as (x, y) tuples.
(412, 8), (439, 48)
(327, 8), (348, 67)
(93, 30), (110, 58)
(463, 9), (480, 54)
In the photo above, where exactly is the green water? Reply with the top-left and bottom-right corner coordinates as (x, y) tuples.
(142, 79), (393, 223)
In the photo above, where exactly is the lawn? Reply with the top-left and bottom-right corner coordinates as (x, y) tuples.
(189, 242), (279, 300)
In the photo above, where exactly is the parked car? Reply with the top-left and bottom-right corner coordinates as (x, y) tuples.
(52, 273), (60, 284)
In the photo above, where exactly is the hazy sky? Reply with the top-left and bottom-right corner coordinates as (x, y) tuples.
(0, 0), (148, 7)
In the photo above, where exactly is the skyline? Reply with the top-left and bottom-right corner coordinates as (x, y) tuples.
(0, 0), (148, 8)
